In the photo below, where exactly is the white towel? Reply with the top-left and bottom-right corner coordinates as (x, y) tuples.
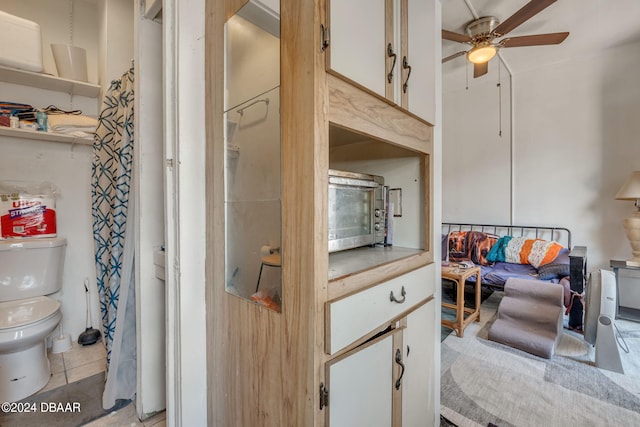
(47, 114), (98, 134)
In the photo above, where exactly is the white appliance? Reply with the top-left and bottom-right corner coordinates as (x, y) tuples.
(0, 237), (66, 402)
(0, 11), (44, 72)
(584, 269), (624, 374)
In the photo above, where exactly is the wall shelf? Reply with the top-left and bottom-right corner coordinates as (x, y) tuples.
(0, 65), (101, 98)
(0, 126), (93, 146)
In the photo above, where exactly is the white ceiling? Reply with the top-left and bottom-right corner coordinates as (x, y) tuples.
(442, 0), (640, 80)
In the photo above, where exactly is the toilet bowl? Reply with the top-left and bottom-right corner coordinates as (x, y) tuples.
(0, 237), (66, 402)
(0, 297), (62, 402)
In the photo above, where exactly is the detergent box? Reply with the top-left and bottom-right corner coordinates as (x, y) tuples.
(0, 183), (57, 239)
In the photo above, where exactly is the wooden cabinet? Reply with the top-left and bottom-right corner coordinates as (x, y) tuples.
(325, 265), (436, 426)
(326, 0), (436, 124)
(207, 1), (439, 426)
(325, 300), (436, 427)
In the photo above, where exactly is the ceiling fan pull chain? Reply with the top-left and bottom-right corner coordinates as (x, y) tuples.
(387, 43), (397, 84)
(498, 61), (502, 137)
(465, 63), (469, 90)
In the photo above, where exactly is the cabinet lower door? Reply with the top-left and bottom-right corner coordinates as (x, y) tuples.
(326, 331), (397, 427)
(402, 300), (437, 426)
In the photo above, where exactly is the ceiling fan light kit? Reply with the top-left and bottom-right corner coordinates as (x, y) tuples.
(467, 44), (497, 64)
(442, 0), (569, 78)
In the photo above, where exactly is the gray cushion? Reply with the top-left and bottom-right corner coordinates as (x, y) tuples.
(488, 278), (564, 359)
(537, 262), (570, 280)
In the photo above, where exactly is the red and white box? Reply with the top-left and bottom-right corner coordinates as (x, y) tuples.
(0, 193), (57, 239)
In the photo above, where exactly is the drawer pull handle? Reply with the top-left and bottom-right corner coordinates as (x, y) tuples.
(395, 348), (405, 390)
(390, 286), (406, 304)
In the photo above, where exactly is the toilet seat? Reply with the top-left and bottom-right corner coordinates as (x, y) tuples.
(0, 296), (61, 330)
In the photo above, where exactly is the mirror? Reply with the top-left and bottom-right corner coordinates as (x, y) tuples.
(224, 0), (281, 311)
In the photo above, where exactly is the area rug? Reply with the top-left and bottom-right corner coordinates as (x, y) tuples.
(441, 292), (640, 427)
(0, 372), (130, 427)
(441, 279), (494, 342)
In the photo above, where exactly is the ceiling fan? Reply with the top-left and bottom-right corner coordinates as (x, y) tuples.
(442, 0), (569, 78)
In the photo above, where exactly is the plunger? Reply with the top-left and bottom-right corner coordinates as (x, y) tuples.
(78, 278), (101, 346)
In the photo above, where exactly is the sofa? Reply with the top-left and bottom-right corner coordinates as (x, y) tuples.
(442, 223), (587, 330)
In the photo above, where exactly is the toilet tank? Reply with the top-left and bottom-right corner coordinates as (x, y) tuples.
(0, 237), (66, 302)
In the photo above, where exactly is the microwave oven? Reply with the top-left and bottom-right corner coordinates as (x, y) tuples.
(328, 169), (386, 253)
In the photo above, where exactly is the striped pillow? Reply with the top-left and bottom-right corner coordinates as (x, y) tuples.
(504, 237), (564, 268)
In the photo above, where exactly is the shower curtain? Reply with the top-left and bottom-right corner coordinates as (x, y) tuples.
(91, 65), (137, 410)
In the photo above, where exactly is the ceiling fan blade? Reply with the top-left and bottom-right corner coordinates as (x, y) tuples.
(474, 62), (488, 78)
(442, 29), (472, 43)
(501, 32), (569, 47)
(442, 51), (467, 63)
(493, 0), (557, 37)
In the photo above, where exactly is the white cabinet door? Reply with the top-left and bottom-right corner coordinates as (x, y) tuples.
(401, 300), (437, 426)
(327, 332), (395, 427)
(328, 0), (387, 98)
(401, 0), (436, 124)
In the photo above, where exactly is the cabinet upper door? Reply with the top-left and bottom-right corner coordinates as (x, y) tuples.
(402, 0), (436, 124)
(328, 0), (387, 98)
(326, 332), (394, 427)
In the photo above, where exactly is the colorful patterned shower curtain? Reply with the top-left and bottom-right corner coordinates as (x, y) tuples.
(91, 66), (137, 410)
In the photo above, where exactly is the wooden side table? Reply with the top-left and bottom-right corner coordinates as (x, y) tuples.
(441, 265), (481, 338)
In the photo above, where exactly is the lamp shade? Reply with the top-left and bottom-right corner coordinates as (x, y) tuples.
(616, 171), (640, 200)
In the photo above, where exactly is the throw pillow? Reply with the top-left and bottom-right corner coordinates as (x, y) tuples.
(538, 262), (571, 280)
(528, 239), (564, 268)
(504, 237), (564, 268)
(448, 231), (470, 262)
(467, 231), (499, 266)
(486, 236), (512, 263)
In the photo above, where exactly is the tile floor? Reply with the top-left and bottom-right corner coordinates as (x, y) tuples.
(1, 340), (165, 426)
(40, 339), (108, 394)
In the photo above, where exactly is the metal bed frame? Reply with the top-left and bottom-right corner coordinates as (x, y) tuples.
(442, 222), (572, 249)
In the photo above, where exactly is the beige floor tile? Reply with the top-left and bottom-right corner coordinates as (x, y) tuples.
(143, 411), (166, 426)
(63, 340), (106, 370)
(48, 351), (65, 374)
(84, 402), (144, 427)
(37, 372), (67, 394)
(66, 358), (106, 383)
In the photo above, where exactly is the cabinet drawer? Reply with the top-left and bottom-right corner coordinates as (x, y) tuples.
(326, 263), (435, 354)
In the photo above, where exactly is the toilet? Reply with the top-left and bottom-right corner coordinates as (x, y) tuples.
(0, 237), (66, 402)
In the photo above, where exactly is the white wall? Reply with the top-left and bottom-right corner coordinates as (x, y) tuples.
(0, 0), (133, 342)
(442, 58), (512, 225)
(443, 39), (640, 270)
